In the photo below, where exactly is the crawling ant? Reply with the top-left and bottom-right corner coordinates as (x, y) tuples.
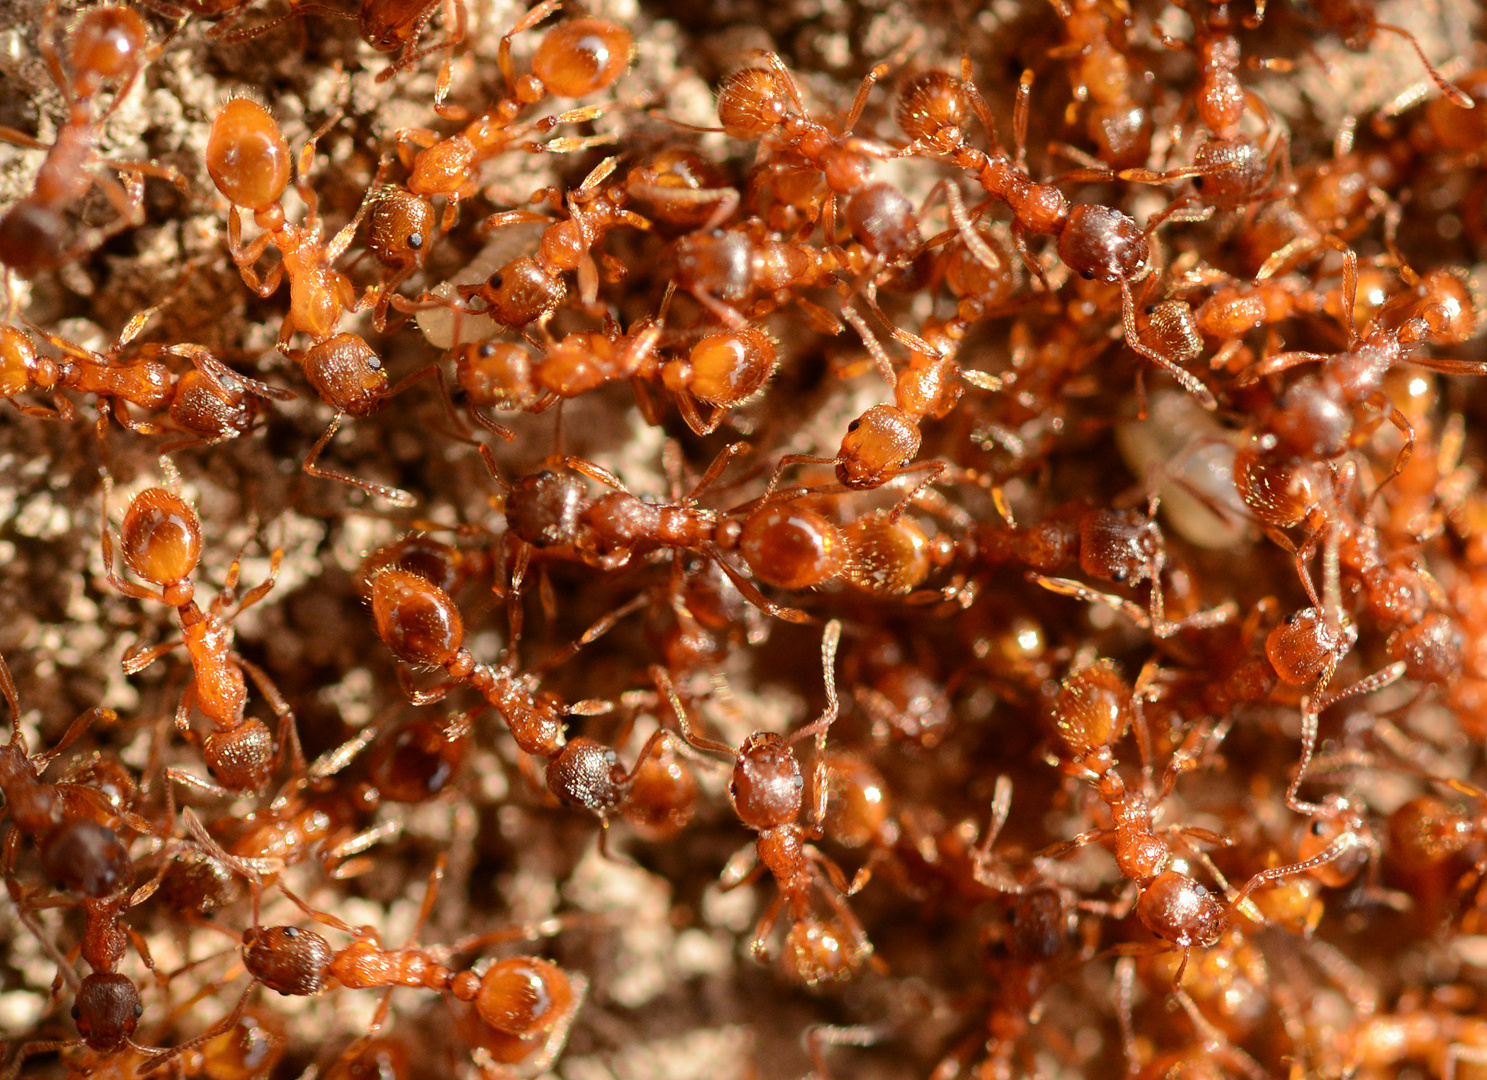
(1044, 0), (1154, 170)
(101, 484), (304, 798)
(1309, 0), (1475, 109)
(399, 1), (634, 224)
(660, 622), (874, 978)
(0, 4), (183, 277)
(150, 863), (583, 1076)
(896, 67), (1218, 408)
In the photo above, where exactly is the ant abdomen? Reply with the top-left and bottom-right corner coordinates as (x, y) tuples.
(1386, 613), (1464, 686)
(844, 512), (932, 596)
(1054, 659), (1131, 756)
(730, 733), (803, 829)
(504, 470), (587, 548)
(121, 488), (203, 590)
(895, 70), (969, 154)
(1007, 888), (1074, 962)
(369, 718), (467, 803)
(201, 719), (276, 791)
(1136, 870), (1226, 948)
(661, 328), (777, 407)
(845, 182), (920, 261)
(738, 503), (846, 590)
(466, 956), (574, 1039)
(716, 68), (789, 138)
(160, 851), (243, 915)
(244, 925), (334, 996)
(39, 819), (132, 898)
(1264, 608), (1336, 685)
(371, 568), (466, 668)
(531, 19), (632, 98)
(207, 99), (292, 214)
(73, 971), (143, 1052)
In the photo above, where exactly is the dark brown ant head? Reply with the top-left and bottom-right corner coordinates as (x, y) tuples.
(370, 718), (466, 803)
(1233, 447), (1321, 530)
(1077, 509), (1154, 585)
(1140, 300), (1202, 366)
(729, 732), (803, 829)
(368, 188), (436, 271)
(243, 926), (334, 996)
(532, 19), (634, 98)
(73, 972), (142, 1051)
(895, 70), (968, 153)
(1135, 871), (1226, 947)
(121, 488), (202, 590)
(716, 68), (790, 138)
(201, 719), (276, 792)
(68, 6), (148, 96)
(470, 257), (565, 327)
(371, 568), (466, 668)
(474, 957), (573, 1037)
(1057, 205), (1148, 284)
(844, 513), (931, 597)
(207, 99), (291, 213)
(505, 470), (587, 549)
(1054, 659), (1131, 757)
(300, 334), (388, 417)
(1006, 888), (1073, 962)
(837, 405), (921, 489)
(39, 819), (132, 898)
(545, 736), (625, 818)
(738, 503), (846, 590)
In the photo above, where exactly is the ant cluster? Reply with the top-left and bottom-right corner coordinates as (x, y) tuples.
(3, 0), (1487, 1075)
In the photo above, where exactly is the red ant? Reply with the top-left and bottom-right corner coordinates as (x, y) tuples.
(398, 1), (634, 226)
(101, 483), (304, 799)
(895, 66), (1218, 408)
(659, 622), (875, 978)
(147, 862), (583, 1077)
(0, 3), (184, 277)
(1043, 0), (1154, 170)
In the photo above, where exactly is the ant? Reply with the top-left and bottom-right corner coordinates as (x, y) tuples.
(1043, 0), (1154, 171)
(398, 1), (634, 226)
(0, 4), (184, 277)
(100, 483), (304, 799)
(456, 156), (651, 329)
(895, 66), (1218, 408)
(1030, 495), (1239, 638)
(660, 621), (874, 975)
(148, 863), (583, 1077)
(544, 726), (690, 851)
(1309, 0), (1475, 109)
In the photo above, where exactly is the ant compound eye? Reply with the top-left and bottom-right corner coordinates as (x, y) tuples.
(283, 926), (300, 937)
(134, 1004), (143, 1018)
(72, 1005), (81, 1019)
(1311, 820), (1327, 835)
(1285, 611), (1301, 625)
(407, 232), (423, 249)
(1080, 269), (1095, 280)
(1143, 304), (1156, 314)
(847, 419), (860, 432)
(479, 343), (497, 357)
(489, 273), (504, 289)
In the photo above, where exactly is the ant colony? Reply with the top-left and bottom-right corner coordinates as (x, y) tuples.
(7, 0), (1487, 1077)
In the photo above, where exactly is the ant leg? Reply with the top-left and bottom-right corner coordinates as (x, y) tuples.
(761, 453), (839, 503)
(496, 0), (562, 92)
(32, 707), (117, 768)
(1040, 827), (1114, 860)
(1, 1041), (77, 1080)
(1120, 281), (1216, 410)
(1012, 69), (1034, 167)
(653, 666), (738, 760)
(142, 983), (254, 1074)
(238, 657), (304, 776)
(689, 442), (750, 501)
(303, 413), (417, 508)
(1374, 24), (1475, 108)
(0, 127), (50, 151)
(804, 1025), (881, 1080)
(1030, 573), (1152, 629)
(748, 889), (787, 959)
(532, 592), (647, 675)
(839, 301), (898, 387)
(562, 456), (629, 492)
(705, 550), (813, 624)
(166, 767), (239, 801)
(395, 666), (458, 706)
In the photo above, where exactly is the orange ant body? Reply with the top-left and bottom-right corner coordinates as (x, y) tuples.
(399, 2), (633, 221)
(1047, 0), (1154, 170)
(897, 69), (1217, 407)
(152, 864), (582, 1077)
(101, 486), (303, 798)
(662, 622), (874, 978)
(0, 5), (182, 276)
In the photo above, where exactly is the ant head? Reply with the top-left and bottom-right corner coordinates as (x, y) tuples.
(1057, 205), (1148, 284)
(1077, 509), (1155, 586)
(533, 19), (634, 98)
(474, 957), (573, 1037)
(202, 719), (276, 792)
(716, 68), (790, 138)
(483, 257), (565, 327)
(302, 334), (388, 417)
(371, 568), (466, 668)
(73, 972), (142, 1052)
(730, 732), (803, 828)
(368, 189), (436, 272)
(836, 405), (921, 489)
(207, 99), (291, 213)
(121, 488), (202, 589)
(545, 737), (625, 818)
(1007, 888), (1074, 962)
